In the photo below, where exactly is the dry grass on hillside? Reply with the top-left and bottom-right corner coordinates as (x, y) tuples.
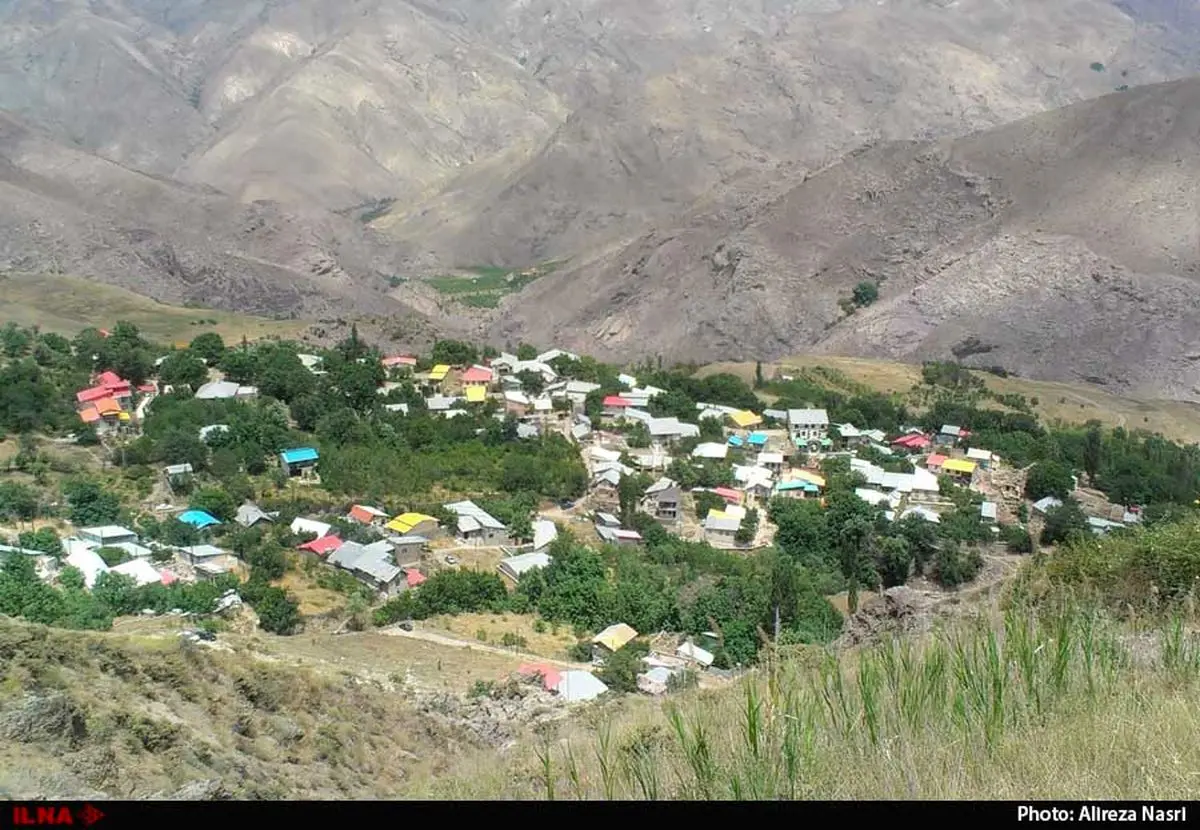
(426, 612), (579, 662)
(702, 356), (1200, 444)
(429, 607), (1200, 800)
(0, 273), (307, 345)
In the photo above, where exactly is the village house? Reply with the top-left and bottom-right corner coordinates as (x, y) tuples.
(941, 458), (977, 483)
(593, 623), (639, 659)
(388, 535), (427, 566)
(647, 417), (701, 444)
(935, 424), (969, 447)
(1032, 497), (1063, 516)
(179, 543), (236, 578)
(195, 380), (258, 401)
(348, 504), (389, 526)
(595, 525), (644, 546)
(892, 432), (933, 453)
(676, 641), (715, 668)
(787, 408), (830, 449)
(179, 509), (221, 530)
(428, 364), (451, 386)
(756, 451), (785, 475)
(980, 501), (998, 524)
(775, 478), (820, 499)
(77, 525), (139, 547)
(280, 447), (319, 478)
(925, 453), (948, 473)
(291, 516), (333, 539)
(691, 442), (729, 460)
(703, 508), (742, 546)
(385, 512), (441, 538)
(562, 380), (601, 406)
(298, 535), (343, 557)
(461, 365), (494, 391)
(444, 500), (510, 546)
(602, 395), (633, 418)
(465, 384), (488, 404)
(504, 390), (532, 416)
(643, 478), (681, 522)
(499, 551), (552, 584)
(327, 540), (405, 597)
(966, 447), (996, 469)
(381, 355), (417, 372)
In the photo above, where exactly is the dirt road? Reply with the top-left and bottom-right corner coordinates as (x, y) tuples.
(379, 624), (595, 671)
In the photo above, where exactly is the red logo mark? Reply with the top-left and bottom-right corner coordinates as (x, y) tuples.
(76, 806), (104, 827)
(11, 806), (75, 826)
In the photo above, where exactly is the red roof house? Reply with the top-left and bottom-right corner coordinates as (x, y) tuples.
(602, 395), (632, 408)
(461, 366), (493, 384)
(298, 535), (343, 556)
(926, 453), (949, 470)
(712, 487), (742, 504)
(348, 505), (387, 525)
(77, 386), (113, 403)
(892, 433), (932, 450)
(517, 663), (562, 691)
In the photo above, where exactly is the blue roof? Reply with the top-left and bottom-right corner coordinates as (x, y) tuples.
(747, 432), (769, 446)
(776, 480), (819, 492)
(727, 435), (744, 447)
(179, 509), (221, 528)
(280, 447), (319, 464)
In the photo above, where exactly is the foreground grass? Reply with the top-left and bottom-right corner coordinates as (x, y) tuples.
(0, 272), (307, 344)
(433, 605), (1200, 799)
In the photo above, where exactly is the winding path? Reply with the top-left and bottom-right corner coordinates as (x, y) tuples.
(378, 624), (594, 671)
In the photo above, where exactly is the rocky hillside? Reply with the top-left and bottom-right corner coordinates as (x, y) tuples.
(0, 0), (1198, 391)
(0, 616), (567, 799)
(492, 78), (1200, 399)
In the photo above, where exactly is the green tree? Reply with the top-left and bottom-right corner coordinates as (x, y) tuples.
(1026, 460), (1074, 501)
(596, 639), (649, 693)
(693, 490), (727, 520)
(516, 343), (538, 361)
(852, 281), (879, 307)
(754, 361), (764, 389)
(158, 351), (209, 390)
(735, 508), (759, 545)
(189, 487), (237, 522)
(930, 541), (983, 588)
(17, 527), (62, 556)
(63, 480), (121, 526)
(1041, 499), (1090, 545)
(0, 481), (38, 522)
(1083, 421), (1103, 487)
(431, 340), (478, 366)
(189, 332), (226, 364)
(874, 535), (913, 587)
(250, 584), (301, 635)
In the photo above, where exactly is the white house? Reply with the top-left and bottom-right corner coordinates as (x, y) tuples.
(787, 409), (829, 445)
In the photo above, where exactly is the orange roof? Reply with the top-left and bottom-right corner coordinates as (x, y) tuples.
(461, 366), (493, 383)
(348, 505), (379, 525)
(94, 398), (122, 416)
(79, 407), (101, 423)
(926, 453), (948, 467)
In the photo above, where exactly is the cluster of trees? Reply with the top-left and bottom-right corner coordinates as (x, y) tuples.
(377, 523), (844, 669)
(769, 458), (986, 611)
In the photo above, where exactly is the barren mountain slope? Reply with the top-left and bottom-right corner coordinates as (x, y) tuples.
(379, 0), (1200, 266)
(490, 79), (1200, 399)
(0, 111), (423, 322)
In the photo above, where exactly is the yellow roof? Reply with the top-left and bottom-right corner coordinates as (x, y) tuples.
(729, 410), (762, 428)
(117, 412), (131, 422)
(465, 385), (487, 403)
(791, 470), (826, 488)
(708, 509), (730, 521)
(943, 458), (978, 474)
(592, 623), (639, 652)
(429, 364), (451, 381)
(386, 512), (438, 534)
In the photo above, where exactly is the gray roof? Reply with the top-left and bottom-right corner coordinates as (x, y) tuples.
(329, 540), (401, 584)
(235, 503), (275, 527)
(648, 417), (700, 438)
(940, 424), (962, 435)
(763, 409), (788, 421)
(444, 500), (507, 531)
(644, 476), (677, 495)
(195, 380), (245, 400)
(704, 515), (741, 532)
(164, 463), (194, 476)
(1033, 496), (1064, 514)
(571, 423), (592, 440)
(980, 501), (998, 520)
(655, 487), (682, 504)
(517, 423), (540, 439)
(500, 551), (552, 578)
(594, 512), (621, 527)
(787, 408), (829, 426)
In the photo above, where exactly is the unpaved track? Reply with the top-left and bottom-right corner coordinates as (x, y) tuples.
(379, 625), (594, 671)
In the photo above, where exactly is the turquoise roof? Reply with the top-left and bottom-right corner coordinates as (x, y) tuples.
(179, 509), (220, 528)
(776, 480), (819, 492)
(747, 432), (768, 445)
(280, 447), (319, 465)
(727, 435), (744, 447)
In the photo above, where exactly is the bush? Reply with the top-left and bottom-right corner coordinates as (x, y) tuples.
(931, 542), (983, 588)
(1002, 525), (1034, 554)
(852, 281), (879, 307)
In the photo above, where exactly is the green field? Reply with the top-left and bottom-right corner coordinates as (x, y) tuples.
(0, 272), (308, 345)
(426, 264), (556, 309)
